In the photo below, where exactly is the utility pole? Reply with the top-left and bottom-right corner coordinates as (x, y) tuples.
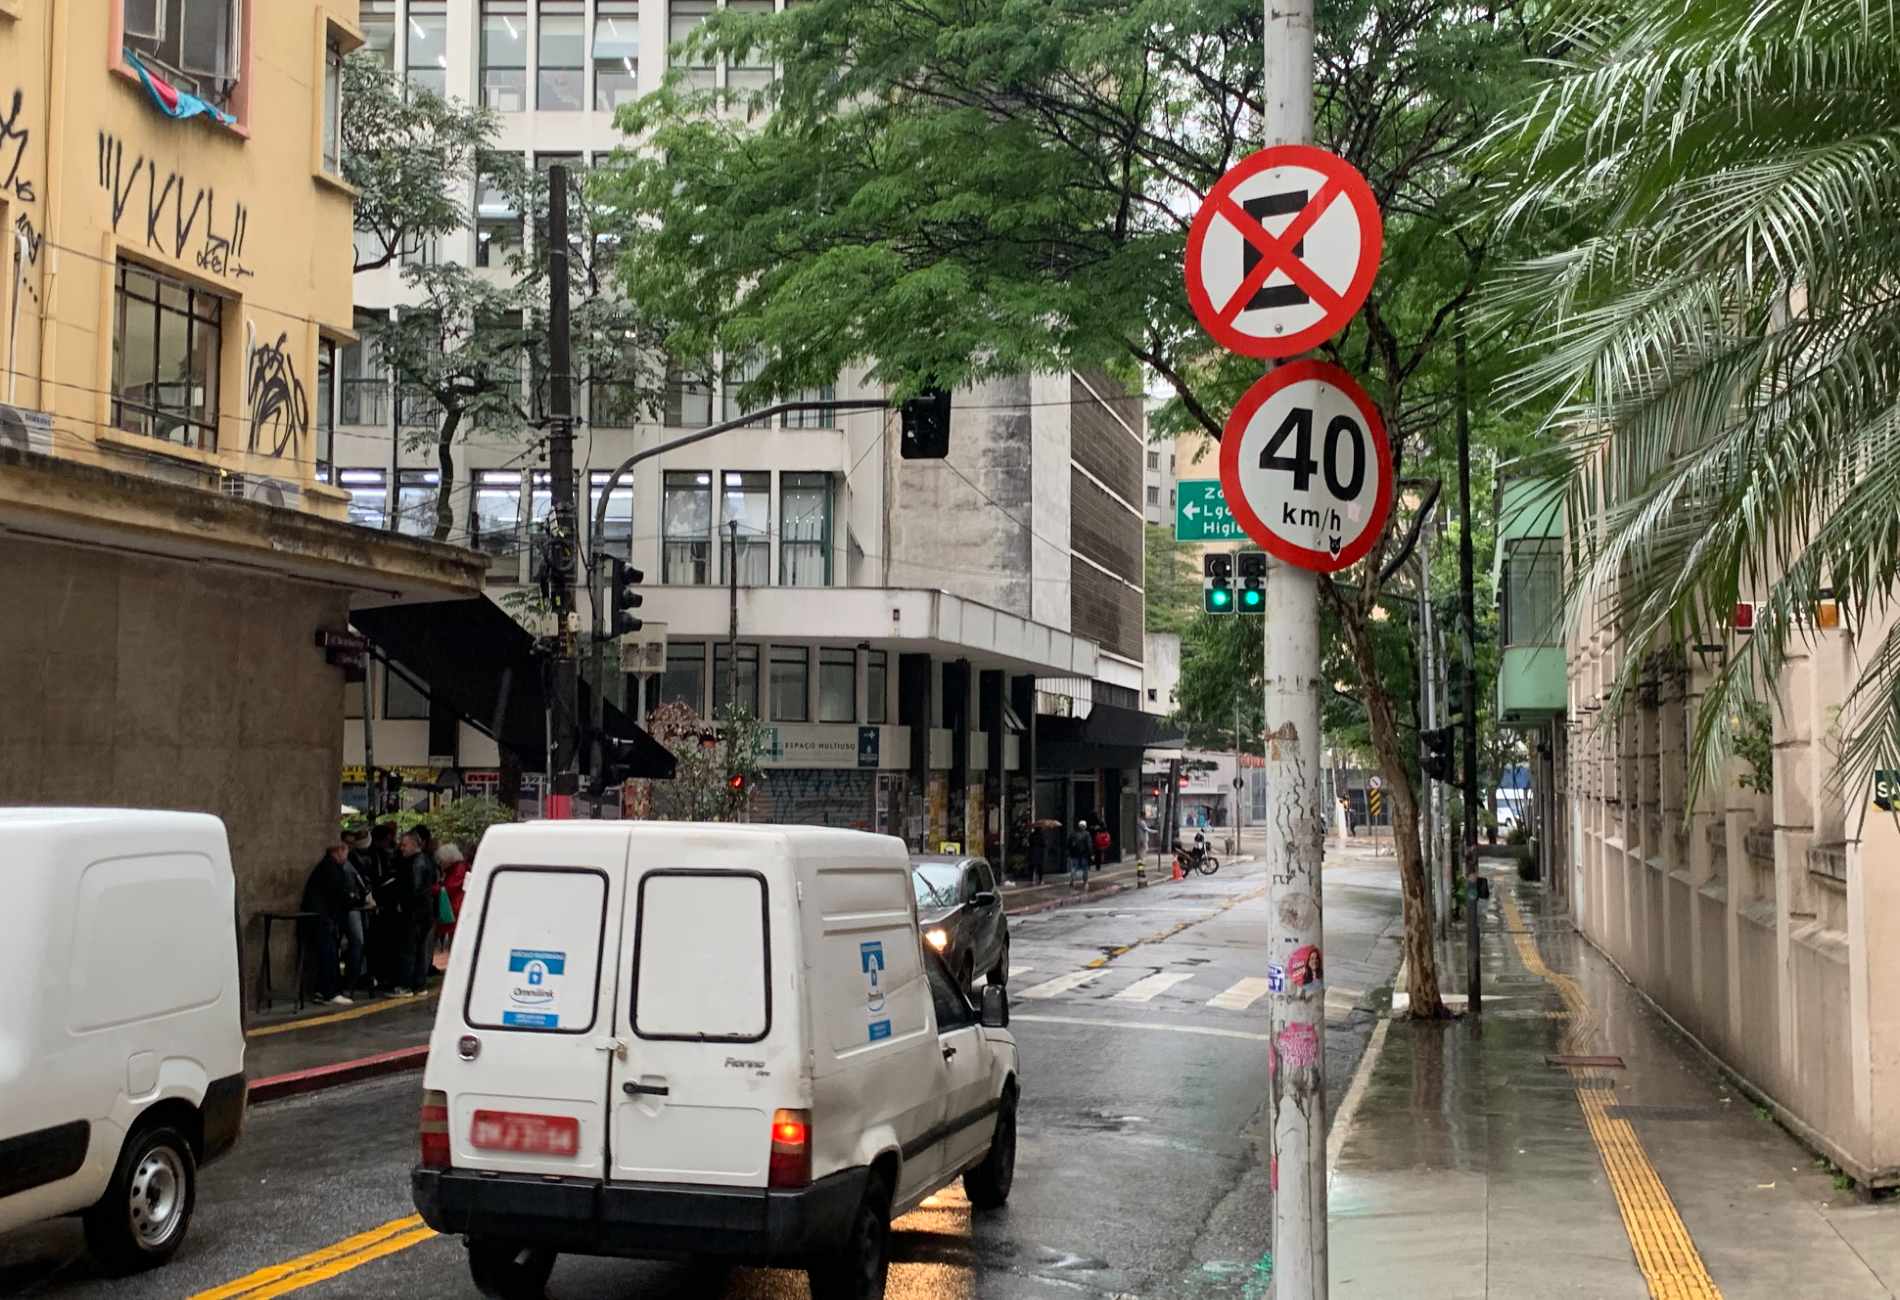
(1457, 311), (1481, 1011)
(1233, 692), (1244, 844)
(1261, 0), (1327, 1289)
(1418, 544), (1435, 921)
(546, 165), (579, 817)
(724, 517), (740, 756)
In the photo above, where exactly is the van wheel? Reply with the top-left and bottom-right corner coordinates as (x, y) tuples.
(964, 1089), (1017, 1210)
(467, 1239), (557, 1300)
(83, 1124), (197, 1274)
(808, 1170), (891, 1300)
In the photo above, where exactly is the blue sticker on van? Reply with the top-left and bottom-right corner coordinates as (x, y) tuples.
(859, 941), (884, 973)
(868, 1020), (892, 1042)
(503, 1011), (560, 1028)
(508, 949), (567, 975)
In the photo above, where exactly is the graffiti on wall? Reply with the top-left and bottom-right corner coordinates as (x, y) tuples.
(4, 89), (43, 304)
(757, 769), (877, 830)
(245, 323), (309, 458)
(97, 132), (252, 280)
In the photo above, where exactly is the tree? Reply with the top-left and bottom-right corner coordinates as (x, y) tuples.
(1483, 0), (1900, 799)
(1145, 524), (1199, 636)
(598, 0), (1543, 1016)
(641, 701), (769, 822)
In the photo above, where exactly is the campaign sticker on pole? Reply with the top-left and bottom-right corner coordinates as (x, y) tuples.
(1218, 360), (1393, 573)
(1184, 145), (1382, 359)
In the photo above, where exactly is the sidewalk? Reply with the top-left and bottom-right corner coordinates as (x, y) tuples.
(1329, 862), (1900, 1298)
(241, 850), (1226, 1104)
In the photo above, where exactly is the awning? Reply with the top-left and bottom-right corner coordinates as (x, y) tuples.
(350, 597), (674, 779)
(1036, 703), (1183, 771)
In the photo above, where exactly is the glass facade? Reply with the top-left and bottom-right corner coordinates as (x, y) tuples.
(111, 261), (222, 450)
(721, 471), (770, 585)
(537, 1), (586, 109)
(405, 2), (448, 97)
(819, 648), (855, 723)
(480, 2), (528, 110)
(780, 472), (830, 586)
(713, 643), (760, 716)
(662, 470), (712, 584)
(595, 2), (640, 111)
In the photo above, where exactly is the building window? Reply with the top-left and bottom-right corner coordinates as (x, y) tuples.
(315, 340), (336, 475)
(321, 35), (345, 174)
(395, 468), (440, 538)
(721, 351), (769, 427)
(479, 1), (527, 110)
(123, 0), (241, 103)
(782, 383), (835, 429)
(475, 157), (523, 268)
(664, 358), (713, 427)
(726, 0), (775, 98)
(780, 472), (831, 587)
(595, 1), (639, 111)
(471, 469), (523, 556)
(663, 470), (713, 584)
(111, 261), (222, 451)
(339, 328), (388, 427)
(358, 1), (395, 69)
(339, 468), (387, 529)
(537, 1), (585, 110)
(669, 0), (715, 90)
(770, 646), (810, 723)
(406, 1), (448, 97)
(819, 648), (855, 723)
(659, 642), (707, 715)
(1146, 449), (1159, 470)
(721, 471), (770, 585)
(588, 470), (633, 561)
(865, 650), (888, 725)
(1503, 539), (1561, 646)
(714, 643), (760, 717)
(385, 661), (430, 720)
(1146, 485), (1159, 507)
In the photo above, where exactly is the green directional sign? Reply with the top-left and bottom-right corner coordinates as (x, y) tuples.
(1175, 478), (1247, 543)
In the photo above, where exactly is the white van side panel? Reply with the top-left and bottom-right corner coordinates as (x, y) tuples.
(70, 854), (223, 1031)
(801, 840), (944, 1203)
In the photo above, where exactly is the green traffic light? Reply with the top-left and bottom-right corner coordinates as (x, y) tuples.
(1242, 587), (1263, 609)
(1211, 588), (1231, 608)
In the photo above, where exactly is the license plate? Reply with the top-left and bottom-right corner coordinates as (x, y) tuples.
(469, 1110), (581, 1156)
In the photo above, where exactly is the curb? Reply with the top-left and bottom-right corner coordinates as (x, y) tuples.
(1006, 881), (1134, 917)
(247, 1044), (430, 1106)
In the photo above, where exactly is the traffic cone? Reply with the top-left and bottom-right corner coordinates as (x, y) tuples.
(1171, 855), (1184, 882)
(1136, 858), (1148, 888)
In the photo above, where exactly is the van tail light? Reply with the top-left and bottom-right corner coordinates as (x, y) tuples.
(419, 1089), (451, 1169)
(768, 1108), (812, 1188)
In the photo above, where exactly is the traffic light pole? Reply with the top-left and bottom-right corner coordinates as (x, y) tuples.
(1261, 0), (1328, 1290)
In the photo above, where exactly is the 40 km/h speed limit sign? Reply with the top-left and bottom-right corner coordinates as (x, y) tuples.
(1218, 361), (1393, 574)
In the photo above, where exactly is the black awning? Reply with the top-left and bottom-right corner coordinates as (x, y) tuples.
(1037, 702), (1182, 770)
(350, 597), (674, 779)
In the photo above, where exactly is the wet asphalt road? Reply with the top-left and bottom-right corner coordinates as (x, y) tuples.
(0, 855), (1405, 1300)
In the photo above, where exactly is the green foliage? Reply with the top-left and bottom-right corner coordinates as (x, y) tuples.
(643, 701), (769, 822)
(1733, 700), (1775, 795)
(341, 796), (516, 853)
(1482, 0), (1900, 804)
(1177, 614), (1265, 750)
(1145, 525), (1199, 636)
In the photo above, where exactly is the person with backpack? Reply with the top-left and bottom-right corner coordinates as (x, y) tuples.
(1066, 819), (1093, 890)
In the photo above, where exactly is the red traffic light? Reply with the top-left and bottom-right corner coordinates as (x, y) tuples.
(727, 772), (748, 792)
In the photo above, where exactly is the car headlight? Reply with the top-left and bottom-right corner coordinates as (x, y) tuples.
(925, 928), (950, 951)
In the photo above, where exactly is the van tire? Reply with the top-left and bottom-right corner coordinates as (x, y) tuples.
(467, 1239), (557, 1299)
(964, 1089), (1017, 1210)
(808, 1169), (891, 1300)
(83, 1124), (197, 1274)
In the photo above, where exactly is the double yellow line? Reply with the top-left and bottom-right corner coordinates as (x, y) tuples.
(189, 1215), (438, 1299)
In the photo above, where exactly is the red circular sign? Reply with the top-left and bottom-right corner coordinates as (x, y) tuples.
(1217, 361), (1393, 574)
(1184, 145), (1382, 359)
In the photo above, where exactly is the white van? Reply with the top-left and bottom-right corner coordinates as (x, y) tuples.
(0, 809), (247, 1273)
(412, 822), (1021, 1300)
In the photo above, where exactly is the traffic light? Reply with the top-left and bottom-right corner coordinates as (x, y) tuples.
(1422, 726), (1454, 782)
(1237, 549), (1266, 613)
(727, 771), (750, 796)
(1203, 551), (1235, 614)
(605, 556), (645, 637)
(586, 735), (640, 797)
(900, 387), (952, 459)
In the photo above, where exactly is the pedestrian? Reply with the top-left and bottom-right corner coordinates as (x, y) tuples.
(395, 829), (439, 995)
(434, 842), (469, 953)
(1026, 823), (1045, 886)
(1092, 819), (1110, 869)
(299, 839), (358, 1005)
(340, 829), (376, 996)
(363, 823), (405, 993)
(1066, 819), (1092, 890)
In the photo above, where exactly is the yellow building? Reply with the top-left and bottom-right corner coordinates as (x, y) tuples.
(0, 0), (483, 1006)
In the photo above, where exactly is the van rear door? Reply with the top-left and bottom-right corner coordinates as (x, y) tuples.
(448, 836), (626, 1180)
(608, 867), (791, 1188)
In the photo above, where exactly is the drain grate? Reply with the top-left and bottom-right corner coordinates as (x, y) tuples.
(1602, 1104), (1725, 1121)
(1512, 1075), (1618, 1090)
(1547, 1054), (1626, 1068)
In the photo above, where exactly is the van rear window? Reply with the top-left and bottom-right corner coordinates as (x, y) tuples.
(465, 867), (608, 1034)
(632, 871), (770, 1042)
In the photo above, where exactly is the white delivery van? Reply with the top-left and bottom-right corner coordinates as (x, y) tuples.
(412, 822), (1020, 1300)
(0, 809), (247, 1273)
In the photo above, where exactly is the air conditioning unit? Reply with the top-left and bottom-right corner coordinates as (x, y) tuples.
(620, 622), (669, 674)
(223, 473), (303, 512)
(0, 402), (54, 455)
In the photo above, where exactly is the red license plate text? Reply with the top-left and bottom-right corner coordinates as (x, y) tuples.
(470, 1110), (581, 1156)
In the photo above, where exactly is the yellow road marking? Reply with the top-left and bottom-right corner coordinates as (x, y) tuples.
(246, 990), (438, 1039)
(1500, 892), (1722, 1300)
(188, 1215), (435, 1299)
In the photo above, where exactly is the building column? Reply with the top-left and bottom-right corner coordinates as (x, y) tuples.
(1012, 674), (1037, 881)
(899, 653), (933, 851)
(944, 659), (972, 849)
(981, 669), (1006, 873)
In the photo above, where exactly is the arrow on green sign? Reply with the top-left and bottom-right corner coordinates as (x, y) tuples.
(1175, 478), (1248, 542)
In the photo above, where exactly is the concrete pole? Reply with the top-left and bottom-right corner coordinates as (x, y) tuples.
(1261, 0), (1326, 1291)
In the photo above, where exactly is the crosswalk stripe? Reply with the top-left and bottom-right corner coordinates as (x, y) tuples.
(1018, 969), (1109, 1000)
(1112, 971), (1195, 1003)
(1008, 965), (1033, 978)
(1207, 977), (1271, 1011)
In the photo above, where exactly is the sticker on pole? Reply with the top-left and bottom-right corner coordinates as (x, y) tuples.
(1218, 360), (1392, 573)
(1185, 145), (1382, 359)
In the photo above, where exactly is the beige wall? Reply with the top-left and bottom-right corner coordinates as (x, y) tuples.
(0, 535), (351, 1006)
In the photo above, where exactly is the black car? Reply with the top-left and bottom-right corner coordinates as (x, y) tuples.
(912, 856), (1010, 990)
